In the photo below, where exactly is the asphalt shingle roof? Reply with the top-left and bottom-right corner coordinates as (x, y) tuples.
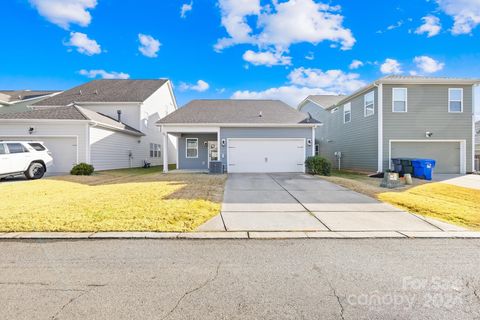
(305, 95), (346, 109)
(32, 79), (168, 106)
(0, 90), (59, 103)
(158, 99), (319, 125)
(0, 106), (144, 136)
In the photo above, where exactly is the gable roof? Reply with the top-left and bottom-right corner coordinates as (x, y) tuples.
(158, 99), (320, 125)
(0, 90), (59, 103)
(299, 95), (346, 109)
(0, 105), (144, 136)
(32, 79), (169, 106)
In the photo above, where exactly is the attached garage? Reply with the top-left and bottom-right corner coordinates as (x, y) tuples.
(228, 138), (305, 173)
(0, 136), (78, 173)
(390, 140), (466, 174)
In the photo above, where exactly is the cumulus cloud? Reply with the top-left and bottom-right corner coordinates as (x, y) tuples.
(64, 32), (101, 55)
(415, 15), (442, 37)
(215, 0), (355, 57)
(242, 50), (292, 66)
(79, 69), (130, 79)
(232, 67), (366, 106)
(179, 80), (210, 92)
(181, 2), (193, 18)
(414, 56), (445, 73)
(349, 59), (364, 70)
(436, 0), (480, 34)
(380, 58), (402, 74)
(138, 34), (161, 58)
(29, 0), (97, 29)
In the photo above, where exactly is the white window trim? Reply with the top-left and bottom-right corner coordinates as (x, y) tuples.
(448, 88), (463, 113)
(364, 91), (375, 117)
(392, 88), (408, 113)
(343, 103), (351, 124)
(185, 138), (199, 159)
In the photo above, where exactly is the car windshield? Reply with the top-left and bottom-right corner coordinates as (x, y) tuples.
(28, 143), (46, 151)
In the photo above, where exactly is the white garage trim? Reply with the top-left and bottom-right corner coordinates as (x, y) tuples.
(388, 139), (466, 174)
(227, 138), (306, 173)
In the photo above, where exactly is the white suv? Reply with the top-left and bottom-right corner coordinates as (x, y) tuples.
(0, 141), (54, 180)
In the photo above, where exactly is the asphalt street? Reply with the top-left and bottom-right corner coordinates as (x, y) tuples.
(1, 239), (480, 320)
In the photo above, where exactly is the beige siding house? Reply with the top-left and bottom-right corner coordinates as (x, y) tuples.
(299, 76), (479, 174)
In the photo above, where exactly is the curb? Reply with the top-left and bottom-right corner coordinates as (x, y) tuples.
(0, 231), (480, 240)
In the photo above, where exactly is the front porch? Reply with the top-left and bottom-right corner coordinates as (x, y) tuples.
(162, 126), (221, 173)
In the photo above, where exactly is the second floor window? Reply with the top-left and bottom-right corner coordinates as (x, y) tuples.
(343, 103), (351, 124)
(364, 91), (375, 117)
(449, 88), (463, 113)
(393, 88), (408, 112)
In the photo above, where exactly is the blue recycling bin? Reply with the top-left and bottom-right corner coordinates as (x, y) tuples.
(411, 159), (436, 180)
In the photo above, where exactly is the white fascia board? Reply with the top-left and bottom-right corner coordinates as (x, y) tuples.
(158, 123), (319, 128)
(161, 125), (221, 133)
(0, 119), (90, 124)
(166, 80), (178, 110)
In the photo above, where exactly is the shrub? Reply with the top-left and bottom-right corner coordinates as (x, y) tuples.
(70, 163), (95, 176)
(305, 156), (331, 176)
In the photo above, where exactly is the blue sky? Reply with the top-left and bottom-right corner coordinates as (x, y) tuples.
(1, 0), (480, 113)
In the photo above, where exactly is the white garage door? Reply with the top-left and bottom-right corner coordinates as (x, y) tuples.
(1, 137), (77, 173)
(228, 138), (305, 173)
(391, 141), (462, 174)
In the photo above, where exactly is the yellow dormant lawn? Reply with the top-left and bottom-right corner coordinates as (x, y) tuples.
(0, 167), (226, 232)
(379, 183), (480, 230)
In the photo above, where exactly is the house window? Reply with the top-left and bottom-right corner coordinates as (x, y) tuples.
(449, 88), (463, 113)
(392, 88), (408, 112)
(364, 91), (375, 117)
(186, 138), (198, 158)
(315, 144), (319, 155)
(150, 143), (161, 158)
(343, 103), (351, 124)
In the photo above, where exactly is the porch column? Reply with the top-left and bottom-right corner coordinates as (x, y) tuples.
(163, 131), (168, 173)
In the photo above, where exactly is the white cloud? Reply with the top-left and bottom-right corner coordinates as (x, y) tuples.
(232, 67), (366, 106)
(349, 59), (364, 70)
(65, 32), (101, 55)
(436, 0), (480, 34)
(414, 56), (445, 73)
(138, 34), (161, 58)
(180, 2), (193, 18)
(79, 69), (130, 79)
(29, 0), (97, 29)
(215, 0), (355, 53)
(180, 80), (210, 92)
(242, 50), (292, 66)
(380, 58), (402, 74)
(415, 15), (442, 37)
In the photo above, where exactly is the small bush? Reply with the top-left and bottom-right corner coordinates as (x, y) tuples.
(70, 163), (95, 176)
(305, 156), (331, 176)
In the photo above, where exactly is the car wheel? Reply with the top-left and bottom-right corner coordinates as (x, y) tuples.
(25, 162), (45, 180)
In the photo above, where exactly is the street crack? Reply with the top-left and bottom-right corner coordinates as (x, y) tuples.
(161, 263), (221, 320)
(51, 289), (89, 320)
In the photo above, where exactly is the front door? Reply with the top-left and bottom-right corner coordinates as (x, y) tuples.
(208, 141), (218, 167)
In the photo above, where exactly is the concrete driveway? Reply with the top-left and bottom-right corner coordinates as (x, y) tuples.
(199, 173), (461, 234)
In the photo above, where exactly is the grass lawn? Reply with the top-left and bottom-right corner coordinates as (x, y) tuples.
(320, 170), (480, 230)
(0, 166), (226, 232)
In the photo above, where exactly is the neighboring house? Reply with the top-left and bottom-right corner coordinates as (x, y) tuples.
(0, 90), (60, 114)
(0, 80), (177, 173)
(475, 121), (480, 171)
(157, 100), (319, 173)
(299, 76), (479, 174)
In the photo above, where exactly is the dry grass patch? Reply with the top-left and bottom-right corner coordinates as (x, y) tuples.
(0, 168), (226, 232)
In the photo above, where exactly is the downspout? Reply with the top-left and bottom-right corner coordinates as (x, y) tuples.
(374, 81), (383, 173)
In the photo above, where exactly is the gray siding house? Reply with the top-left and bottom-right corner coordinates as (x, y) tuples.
(476, 121), (480, 171)
(158, 100), (319, 173)
(299, 76), (479, 174)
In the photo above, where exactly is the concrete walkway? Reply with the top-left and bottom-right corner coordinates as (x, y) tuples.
(198, 173), (468, 236)
(434, 174), (480, 190)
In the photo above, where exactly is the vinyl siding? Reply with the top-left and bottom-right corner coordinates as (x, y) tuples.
(89, 126), (145, 171)
(300, 91), (378, 172)
(178, 133), (217, 169)
(382, 84), (474, 172)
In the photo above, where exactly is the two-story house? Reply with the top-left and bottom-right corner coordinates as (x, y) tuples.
(299, 76), (479, 174)
(0, 80), (177, 173)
